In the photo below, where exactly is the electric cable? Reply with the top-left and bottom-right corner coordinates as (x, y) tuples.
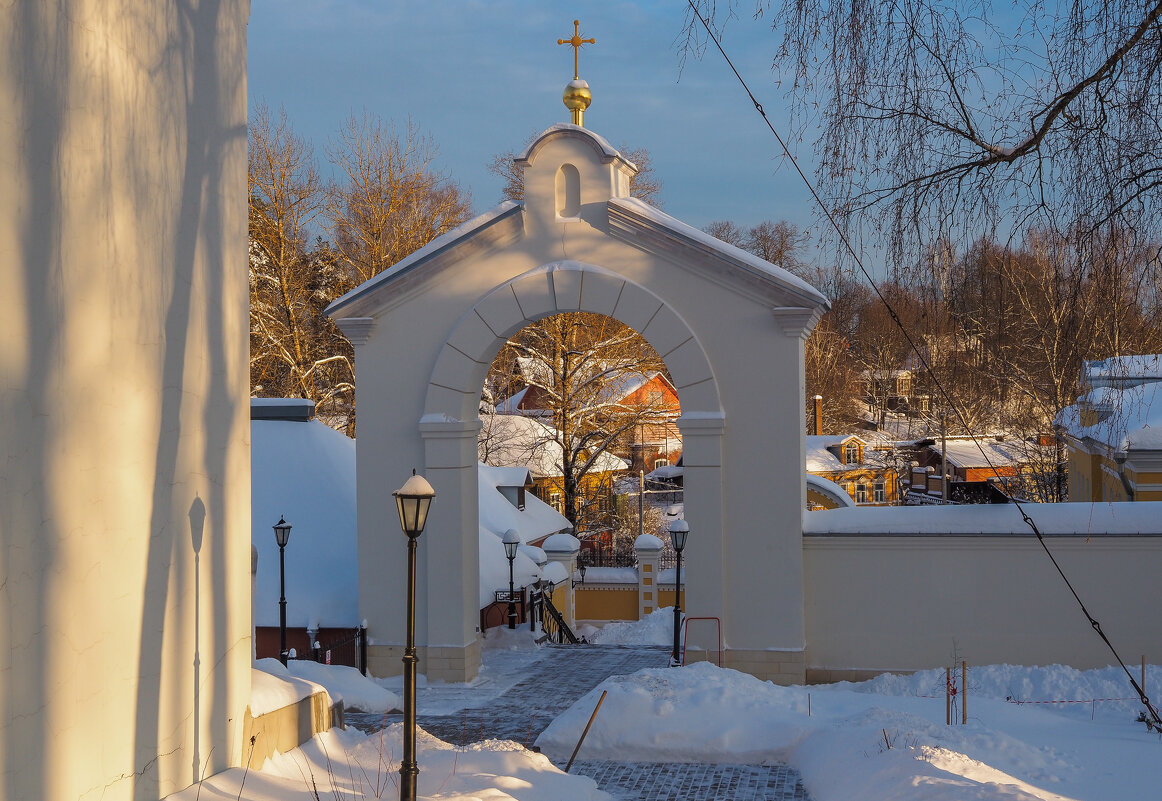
(685, 0), (1162, 729)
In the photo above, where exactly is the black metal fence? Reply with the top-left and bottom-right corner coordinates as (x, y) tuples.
(295, 624), (369, 675)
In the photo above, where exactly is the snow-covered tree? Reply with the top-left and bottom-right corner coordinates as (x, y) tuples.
(249, 105), (355, 429)
(488, 313), (674, 536)
(249, 107), (472, 434)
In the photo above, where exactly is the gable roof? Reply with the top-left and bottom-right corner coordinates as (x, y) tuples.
(805, 435), (870, 472)
(324, 127), (829, 325)
(606, 196), (829, 310)
(325, 201), (523, 319)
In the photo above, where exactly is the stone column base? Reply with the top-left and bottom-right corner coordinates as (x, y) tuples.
(685, 648), (806, 685)
(366, 639), (482, 684)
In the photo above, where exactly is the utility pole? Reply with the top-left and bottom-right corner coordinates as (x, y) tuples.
(940, 413), (949, 503)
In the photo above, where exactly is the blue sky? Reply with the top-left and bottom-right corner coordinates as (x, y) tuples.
(248, 1), (822, 239)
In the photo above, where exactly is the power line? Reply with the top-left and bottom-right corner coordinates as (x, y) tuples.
(684, 0), (1162, 729)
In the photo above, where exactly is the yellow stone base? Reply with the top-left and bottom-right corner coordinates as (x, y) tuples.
(806, 667), (915, 684)
(366, 639), (482, 684)
(684, 648), (806, 685)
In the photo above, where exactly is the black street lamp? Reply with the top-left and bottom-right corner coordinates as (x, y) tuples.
(393, 470), (435, 801)
(669, 518), (689, 667)
(503, 529), (520, 629)
(273, 517), (292, 666)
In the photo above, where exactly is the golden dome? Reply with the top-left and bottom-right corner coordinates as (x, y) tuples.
(563, 78), (592, 125)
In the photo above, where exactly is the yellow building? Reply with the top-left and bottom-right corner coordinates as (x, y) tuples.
(1057, 356), (1162, 502)
(805, 435), (900, 507)
(479, 412), (628, 535)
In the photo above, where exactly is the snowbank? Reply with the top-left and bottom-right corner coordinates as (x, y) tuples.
(250, 659), (331, 717)
(165, 724), (609, 801)
(536, 661), (1162, 801)
(284, 660), (401, 713)
(585, 607), (676, 646)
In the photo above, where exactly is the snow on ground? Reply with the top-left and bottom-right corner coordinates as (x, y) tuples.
(581, 607), (676, 646)
(166, 716), (609, 800)
(179, 613), (1161, 800)
(537, 659), (1162, 801)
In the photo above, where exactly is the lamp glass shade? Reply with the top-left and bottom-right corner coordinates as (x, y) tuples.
(273, 517), (292, 547)
(502, 528), (520, 560)
(393, 472), (435, 538)
(669, 518), (689, 551)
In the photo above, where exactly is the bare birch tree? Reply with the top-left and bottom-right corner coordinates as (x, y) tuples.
(688, 1), (1162, 273)
(489, 313), (672, 535)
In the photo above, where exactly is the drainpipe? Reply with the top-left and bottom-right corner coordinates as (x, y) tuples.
(1113, 451), (1135, 501)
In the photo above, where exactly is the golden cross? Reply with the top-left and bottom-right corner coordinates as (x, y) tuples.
(557, 19), (595, 80)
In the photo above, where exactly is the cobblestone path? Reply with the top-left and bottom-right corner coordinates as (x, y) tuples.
(569, 761), (810, 801)
(348, 644), (812, 800)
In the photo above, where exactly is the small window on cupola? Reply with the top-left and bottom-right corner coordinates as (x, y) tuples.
(556, 163), (580, 218)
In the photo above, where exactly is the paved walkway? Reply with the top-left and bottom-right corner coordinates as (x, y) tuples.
(348, 644), (811, 800)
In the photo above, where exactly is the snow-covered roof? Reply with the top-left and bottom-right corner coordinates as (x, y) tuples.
(325, 201), (522, 319)
(646, 463), (683, 481)
(480, 413), (628, 477)
(804, 501), (1162, 536)
(1059, 380), (1162, 453)
(1083, 354), (1162, 389)
(607, 196), (830, 311)
(805, 435), (870, 472)
(252, 417), (357, 628)
(516, 123), (635, 170)
(936, 438), (1028, 470)
(806, 474), (856, 509)
(477, 463), (571, 546)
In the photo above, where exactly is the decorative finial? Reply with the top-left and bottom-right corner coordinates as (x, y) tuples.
(558, 19), (595, 126)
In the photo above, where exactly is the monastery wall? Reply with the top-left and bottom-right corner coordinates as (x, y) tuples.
(0, 3), (251, 798)
(804, 504), (1162, 680)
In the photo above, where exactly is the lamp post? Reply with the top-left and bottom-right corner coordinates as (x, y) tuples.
(273, 517), (292, 666)
(669, 518), (689, 667)
(503, 529), (520, 629)
(393, 470), (435, 801)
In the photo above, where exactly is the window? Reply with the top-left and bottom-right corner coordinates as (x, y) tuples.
(549, 492), (562, 512)
(517, 485), (526, 510)
(874, 481), (886, 503)
(844, 442), (860, 464)
(654, 458), (669, 469)
(556, 164), (580, 217)
(856, 483), (869, 503)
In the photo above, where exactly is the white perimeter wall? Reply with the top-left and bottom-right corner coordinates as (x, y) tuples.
(805, 505), (1162, 675)
(0, 3), (250, 799)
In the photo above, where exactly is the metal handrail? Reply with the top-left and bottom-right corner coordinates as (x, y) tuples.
(541, 592), (581, 644)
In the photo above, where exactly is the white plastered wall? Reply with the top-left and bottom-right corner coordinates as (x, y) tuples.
(0, 3), (251, 799)
(344, 126), (820, 682)
(804, 533), (1162, 679)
